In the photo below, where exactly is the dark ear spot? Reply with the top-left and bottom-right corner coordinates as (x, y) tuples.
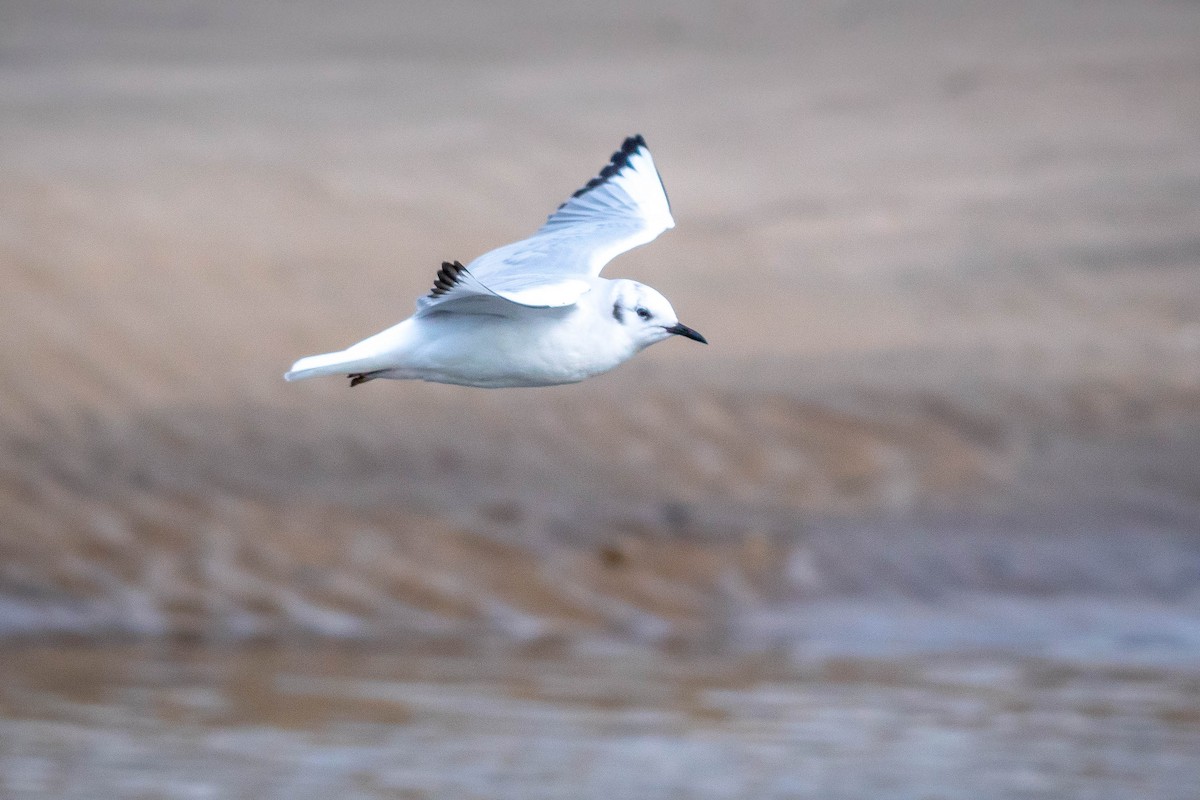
(612, 301), (625, 324)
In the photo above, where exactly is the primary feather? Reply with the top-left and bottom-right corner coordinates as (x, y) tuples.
(414, 135), (674, 317)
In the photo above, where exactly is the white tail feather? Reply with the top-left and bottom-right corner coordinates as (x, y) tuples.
(285, 319), (413, 382)
(284, 350), (373, 381)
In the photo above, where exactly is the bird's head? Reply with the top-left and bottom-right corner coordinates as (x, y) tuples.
(608, 279), (707, 350)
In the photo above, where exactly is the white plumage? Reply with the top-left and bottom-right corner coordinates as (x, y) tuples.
(285, 135), (705, 389)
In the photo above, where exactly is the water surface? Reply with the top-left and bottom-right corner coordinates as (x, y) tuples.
(2, 643), (1197, 799)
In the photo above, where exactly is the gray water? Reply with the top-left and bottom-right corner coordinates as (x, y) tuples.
(2, 639), (1198, 799)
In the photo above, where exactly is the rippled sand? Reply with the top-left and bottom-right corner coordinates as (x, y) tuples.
(3, 0), (1199, 647)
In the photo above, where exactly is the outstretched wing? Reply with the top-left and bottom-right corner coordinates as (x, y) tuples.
(416, 135), (674, 316)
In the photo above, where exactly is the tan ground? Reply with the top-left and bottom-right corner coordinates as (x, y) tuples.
(1, 0), (1199, 644)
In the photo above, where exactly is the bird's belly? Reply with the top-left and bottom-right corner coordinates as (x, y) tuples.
(404, 314), (626, 388)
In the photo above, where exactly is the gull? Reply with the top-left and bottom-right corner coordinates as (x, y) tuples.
(284, 134), (706, 389)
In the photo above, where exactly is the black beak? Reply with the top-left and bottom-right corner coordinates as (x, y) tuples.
(666, 322), (707, 344)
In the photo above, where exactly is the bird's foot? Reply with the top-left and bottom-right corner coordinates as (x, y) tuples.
(349, 370), (385, 387)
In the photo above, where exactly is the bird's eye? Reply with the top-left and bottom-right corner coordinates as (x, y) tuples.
(636, 306), (652, 321)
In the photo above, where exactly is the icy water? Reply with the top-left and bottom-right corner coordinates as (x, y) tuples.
(1, 642), (1198, 799)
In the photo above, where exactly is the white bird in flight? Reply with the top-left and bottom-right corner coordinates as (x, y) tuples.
(284, 135), (706, 389)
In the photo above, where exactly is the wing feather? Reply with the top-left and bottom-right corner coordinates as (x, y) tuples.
(416, 135), (674, 317)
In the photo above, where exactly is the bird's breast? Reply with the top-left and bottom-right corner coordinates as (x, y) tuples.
(412, 308), (633, 387)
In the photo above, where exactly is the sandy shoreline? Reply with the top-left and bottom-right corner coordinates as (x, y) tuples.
(1, 0), (1199, 649)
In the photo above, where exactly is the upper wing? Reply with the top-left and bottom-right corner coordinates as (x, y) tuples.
(415, 135), (674, 317)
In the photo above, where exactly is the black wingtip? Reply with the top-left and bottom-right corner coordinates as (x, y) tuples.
(567, 134), (649, 201)
(429, 260), (467, 297)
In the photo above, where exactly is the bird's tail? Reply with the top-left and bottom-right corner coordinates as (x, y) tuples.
(285, 319), (412, 383)
(284, 349), (379, 382)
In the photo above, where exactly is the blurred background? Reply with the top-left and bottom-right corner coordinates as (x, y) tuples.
(1, 0), (1198, 797)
